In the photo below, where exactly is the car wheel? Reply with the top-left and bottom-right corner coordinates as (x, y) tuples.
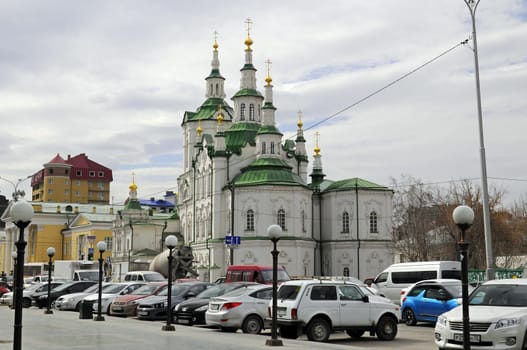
(403, 308), (417, 326)
(376, 316), (398, 341)
(75, 302), (82, 312)
(22, 298), (32, 308)
(306, 317), (331, 342)
(346, 329), (365, 338)
(279, 326), (299, 339)
(242, 315), (263, 334)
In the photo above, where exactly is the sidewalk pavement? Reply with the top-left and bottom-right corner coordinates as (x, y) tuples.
(0, 305), (358, 350)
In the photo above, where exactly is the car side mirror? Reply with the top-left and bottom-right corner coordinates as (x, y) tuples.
(362, 295), (369, 303)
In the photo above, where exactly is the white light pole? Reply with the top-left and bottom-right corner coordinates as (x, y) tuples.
(162, 234), (178, 331)
(266, 224), (283, 347)
(453, 205), (475, 350)
(10, 199), (34, 350)
(45, 247), (56, 314)
(463, 0), (494, 281)
(94, 240), (107, 321)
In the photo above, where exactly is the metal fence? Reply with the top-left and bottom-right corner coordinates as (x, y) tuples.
(468, 269), (524, 284)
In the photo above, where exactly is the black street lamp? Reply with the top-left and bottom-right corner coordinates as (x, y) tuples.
(10, 199), (34, 350)
(162, 234), (178, 331)
(94, 240), (107, 321)
(11, 251), (17, 310)
(266, 224), (283, 347)
(453, 205), (475, 350)
(44, 247), (56, 315)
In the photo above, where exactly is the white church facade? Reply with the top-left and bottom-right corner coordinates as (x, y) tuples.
(175, 26), (394, 282)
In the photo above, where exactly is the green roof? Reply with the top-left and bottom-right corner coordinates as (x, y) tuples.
(234, 158), (308, 187)
(256, 125), (282, 136)
(183, 98), (234, 124)
(232, 88), (263, 99)
(206, 69), (225, 80)
(124, 199), (143, 210)
(323, 178), (390, 192)
(225, 122), (260, 154)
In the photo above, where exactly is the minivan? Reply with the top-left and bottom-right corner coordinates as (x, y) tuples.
(225, 265), (290, 284)
(373, 261), (461, 304)
(124, 271), (166, 282)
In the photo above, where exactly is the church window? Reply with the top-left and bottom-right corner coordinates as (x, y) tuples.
(270, 142), (275, 154)
(342, 211), (350, 233)
(262, 142), (266, 154)
(249, 104), (255, 121)
(215, 83), (219, 95)
(369, 211), (378, 233)
(301, 210), (306, 232)
(277, 209), (286, 230)
(246, 209), (254, 231)
(240, 103), (246, 120)
(343, 267), (350, 277)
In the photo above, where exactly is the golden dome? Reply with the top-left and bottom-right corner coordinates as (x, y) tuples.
(265, 75), (272, 85)
(245, 36), (253, 50)
(197, 121), (203, 136)
(217, 104), (224, 125)
(297, 111), (303, 129)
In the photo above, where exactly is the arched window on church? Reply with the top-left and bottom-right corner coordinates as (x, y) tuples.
(215, 83), (219, 96)
(343, 267), (350, 277)
(261, 142), (266, 154)
(240, 103), (246, 120)
(369, 211), (378, 233)
(342, 211), (350, 233)
(301, 209), (306, 232)
(249, 104), (255, 121)
(270, 142), (275, 154)
(246, 209), (254, 231)
(277, 209), (286, 230)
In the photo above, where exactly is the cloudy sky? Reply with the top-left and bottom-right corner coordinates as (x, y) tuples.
(1, 0), (526, 207)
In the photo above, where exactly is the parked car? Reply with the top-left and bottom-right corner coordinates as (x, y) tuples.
(274, 279), (400, 342)
(123, 271), (166, 282)
(402, 279), (470, 326)
(137, 282), (211, 321)
(1, 281), (64, 308)
(32, 281), (97, 308)
(206, 284), (272, 334)
(435, 278), (527, 349)
(83, 282), (145, 314)
(173, 282), (258, 326)
(54, 283), (100, 311)
(110, 282), (167, 317)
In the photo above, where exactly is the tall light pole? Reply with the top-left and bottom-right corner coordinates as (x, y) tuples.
(44, 247), (56, 315)
(162, 234), (178, 331)
(266, 224), (283, 347)
(11, 251), (17, 310)
(453, 205), (475, 350)
(94, 241), (106, 321)
(463, 0), (494, 281)
(10, 199), (34, 350)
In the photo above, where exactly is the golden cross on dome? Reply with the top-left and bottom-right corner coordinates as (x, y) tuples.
(265, 59), (272, 86)
(245, 18), (252, 38)
(213, 30), (219, 50)
(314, 132), (321, 156)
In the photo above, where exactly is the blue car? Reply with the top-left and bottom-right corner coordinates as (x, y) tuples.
(401, 279), (466, 326)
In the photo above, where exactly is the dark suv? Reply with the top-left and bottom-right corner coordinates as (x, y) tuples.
(32, 280), (97, 308)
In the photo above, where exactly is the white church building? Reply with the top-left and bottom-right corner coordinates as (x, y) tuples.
(175, 27), (394, 282)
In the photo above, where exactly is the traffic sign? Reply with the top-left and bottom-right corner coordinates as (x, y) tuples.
(225, 235), (241, 245)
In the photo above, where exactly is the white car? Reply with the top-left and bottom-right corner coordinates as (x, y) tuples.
(55, 283), (109, 311)
(435, 278), (527, 349)
(274, 279), (401, 342)
(0, 282), (63, 308)
(206, 284), (272, 334)
(83, 282), (145, 314)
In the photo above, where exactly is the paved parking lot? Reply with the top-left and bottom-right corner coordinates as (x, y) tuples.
(0, 305), (360, 350)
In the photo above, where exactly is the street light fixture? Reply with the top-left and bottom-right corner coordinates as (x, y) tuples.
(94, 240), (107, 321)
(266, 224), (283, 347)
(162, 234), (178, 331)
(44, 247), (56, 315)
(10, 199), (34, 350)
(453, 205), (475, 350)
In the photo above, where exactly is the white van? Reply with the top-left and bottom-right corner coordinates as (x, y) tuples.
(373, 261), (461, 304)
(124, 271), (166, 282)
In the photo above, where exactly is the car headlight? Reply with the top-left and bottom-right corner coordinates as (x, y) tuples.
(437, 315), (449, 328)
(153, 302), (167, 308)
(196, 305), (208, 312)
(127, 300), (137, 305)
(495, 318), (520, 329)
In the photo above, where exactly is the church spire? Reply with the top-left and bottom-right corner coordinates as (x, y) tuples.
(310, 132), (326, 188)
(206, 30), (226, 99)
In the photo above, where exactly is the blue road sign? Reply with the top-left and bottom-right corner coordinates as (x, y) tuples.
(225, 235), (241, 245)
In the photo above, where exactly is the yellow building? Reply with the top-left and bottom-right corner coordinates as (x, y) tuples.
(31, 153), (113, 204)
(1, 202), (120, 276)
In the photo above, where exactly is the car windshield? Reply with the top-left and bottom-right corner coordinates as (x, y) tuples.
(196, 283), (243, 299)
(132, 284), (163, 296)
(83, 284), (99, 293)
(469, 284), (527, 306)
(25, 284), (43, 292)
(77, 271), (99, 281)
(157, 284), (191, 297)
(102, 284), (127, 294)
(144, 274), (166, 282)
(52, 282), (77, 292)
(277, 285), (301, 300)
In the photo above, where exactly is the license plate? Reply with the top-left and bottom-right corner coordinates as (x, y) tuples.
(178, 318), (190, 324)
(277, 309), (286, 317)
(113, 307), (123, 311)
(138, 310), (148, 316)
(454, 333), (481, 343)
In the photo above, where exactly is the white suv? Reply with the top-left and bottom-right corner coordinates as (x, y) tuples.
(435, 278), (527, 349)
(273, 279), (401, 342)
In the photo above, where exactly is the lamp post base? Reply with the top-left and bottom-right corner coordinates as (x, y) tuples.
(44, 310), (53, 315)
(162, 325), (175, 331)
(265, 338), (283, 347)
(93, 315), (105, 321)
